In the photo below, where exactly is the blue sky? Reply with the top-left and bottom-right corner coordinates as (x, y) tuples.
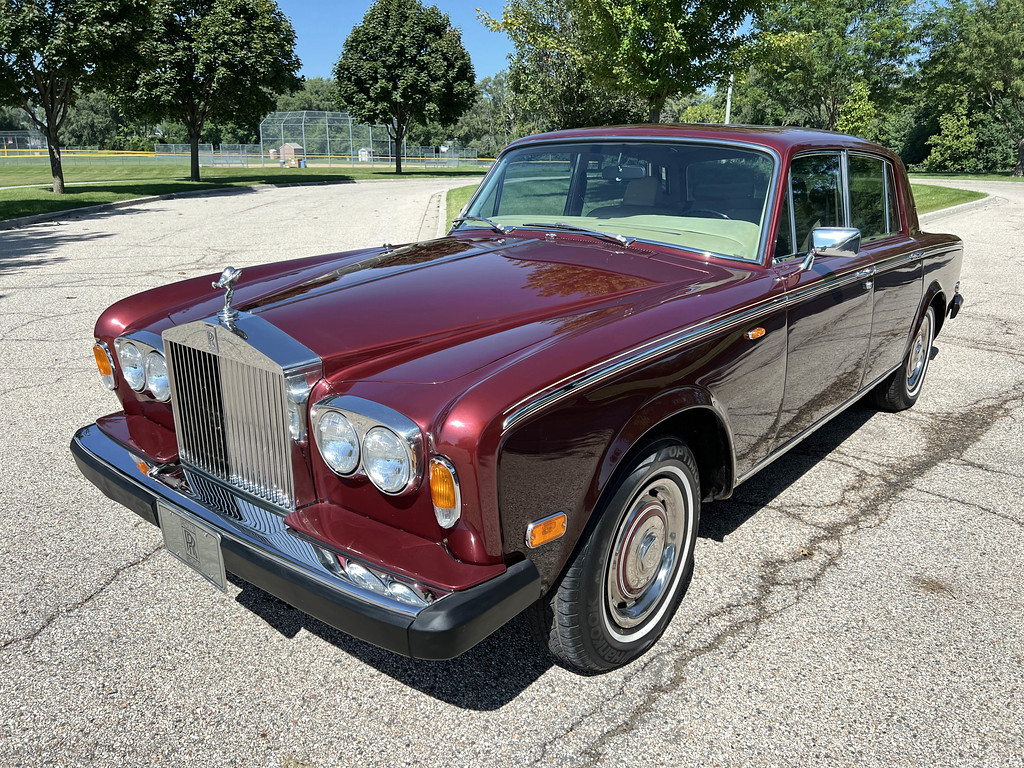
(276, 1), (515, 81)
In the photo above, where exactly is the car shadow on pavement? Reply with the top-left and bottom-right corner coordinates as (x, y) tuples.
(230, 575), (553, 709)
(700, 402), (878, 541)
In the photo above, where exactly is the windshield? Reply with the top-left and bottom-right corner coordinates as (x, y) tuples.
(460, 140), (776, 262)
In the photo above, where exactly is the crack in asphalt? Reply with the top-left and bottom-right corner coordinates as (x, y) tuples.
(528, 386), (1024, 768)
(916, 486), (1023, 528)
(0, 543), (163, 652)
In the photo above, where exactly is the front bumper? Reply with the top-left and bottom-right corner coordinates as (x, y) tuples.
(70, 423), (541, 660)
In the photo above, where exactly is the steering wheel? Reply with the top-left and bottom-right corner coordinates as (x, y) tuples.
(684, 208), (730, 219)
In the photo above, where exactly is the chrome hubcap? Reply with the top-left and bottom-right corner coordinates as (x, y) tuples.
(606, 477), (686, 630)
(906, 312), (932, 395)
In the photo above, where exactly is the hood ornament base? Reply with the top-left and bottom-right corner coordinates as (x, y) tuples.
(213, 266), (242, 328)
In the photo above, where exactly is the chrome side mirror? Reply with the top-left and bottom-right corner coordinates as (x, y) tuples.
(801, 227), (862, 271)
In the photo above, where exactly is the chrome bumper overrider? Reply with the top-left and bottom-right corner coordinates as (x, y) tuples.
(70, 423), (541, 659)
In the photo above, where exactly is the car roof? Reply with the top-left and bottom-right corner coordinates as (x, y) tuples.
(505, 124), (898, 161)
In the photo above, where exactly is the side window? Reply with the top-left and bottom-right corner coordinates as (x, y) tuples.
(773, 185), (794, 259)
(790, 154), (842, 252)
(885, 164), (901, 234)
(849, 154), (889, 242)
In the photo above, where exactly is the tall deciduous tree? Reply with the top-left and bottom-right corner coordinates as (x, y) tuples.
(119, 0), (300, 182)
(923, 0), (1024, 176)
(0, 0), (147, 193)
(572, 0), (764, 122)
(481, 1), (646, 131)
(334, 0), (476, 174)
(276, 77), (340, 113)
(750, 0), (915, 131)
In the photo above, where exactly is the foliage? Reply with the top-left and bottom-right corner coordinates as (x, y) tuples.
(661, 92), (727, 124)
(0, 0), (148, 192)
(62, 90), (119, 148)
(0, 106), (28, 131)
(276, 77), (340, 113)
(921, 0), (1024, 175)
(334, 0), (476, 173)
(481, 1), (646, 132)
(118, 0), (301, 181)
(450, 73), (522, 158)
(571, 0), (764, 121)
(751, 0), (916, 130)
(836, 81), (876, 139)
(923, 97), (978, 172)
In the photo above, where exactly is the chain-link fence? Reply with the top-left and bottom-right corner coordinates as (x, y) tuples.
(259, 111), (481, 167)
(1, 130), (47, 153)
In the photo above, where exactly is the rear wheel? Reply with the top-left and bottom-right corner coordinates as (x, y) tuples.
(530, 438), (700, 672)
(871, 305), (935, 411)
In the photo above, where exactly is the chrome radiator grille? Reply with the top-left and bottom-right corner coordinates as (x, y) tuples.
(165, 338), (296, 509)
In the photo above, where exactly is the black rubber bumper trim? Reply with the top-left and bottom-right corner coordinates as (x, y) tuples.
(70, 427), (541, 659)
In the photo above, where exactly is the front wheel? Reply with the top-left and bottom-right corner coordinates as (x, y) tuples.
(871, 305), (935, 411)
(530, 438), (700, 672)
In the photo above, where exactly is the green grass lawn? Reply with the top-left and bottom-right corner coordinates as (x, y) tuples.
(446, 183), (479, 228)
(910, 183), (986, 214)
(0, 162), (487, 221)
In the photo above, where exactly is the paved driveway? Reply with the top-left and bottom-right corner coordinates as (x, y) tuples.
(0, 179), (1021, 767)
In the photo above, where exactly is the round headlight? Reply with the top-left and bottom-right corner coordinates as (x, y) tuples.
(317, 411), (359, 475)
(145, 352), (170, 401)
(118, 343), (145, 391)
(362, 426), (411, 494)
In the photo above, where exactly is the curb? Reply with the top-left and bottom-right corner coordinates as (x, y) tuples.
(919, 194), (1003, 225)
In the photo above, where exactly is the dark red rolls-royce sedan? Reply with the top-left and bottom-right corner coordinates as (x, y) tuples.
(72, 125), (964, 672)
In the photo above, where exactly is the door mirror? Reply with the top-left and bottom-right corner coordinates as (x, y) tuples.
(802, 228), (862, 270)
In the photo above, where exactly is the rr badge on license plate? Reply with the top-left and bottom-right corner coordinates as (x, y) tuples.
(157, 501), (227, 591)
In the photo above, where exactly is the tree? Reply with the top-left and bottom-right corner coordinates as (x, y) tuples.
(571, 0), (764, 122)
(334, 0), (476, 174)
(0, 0), (148, 193)
(923, 96), (978, 172)
(481, 1), (646, 131)
(119, 0), (300, 181)
(751, 0), (915, 131)
(62, 90), (119, 148)
(276, 77), (340, 113)
(836, 81), (876, 139)
(922, 0), (1024, 176)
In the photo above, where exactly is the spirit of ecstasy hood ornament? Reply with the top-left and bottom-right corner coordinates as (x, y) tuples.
(213, 266), (242, 327)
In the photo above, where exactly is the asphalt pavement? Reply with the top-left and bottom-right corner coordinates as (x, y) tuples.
(0, 177), (1020, 767)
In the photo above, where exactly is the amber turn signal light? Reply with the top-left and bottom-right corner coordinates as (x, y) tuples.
(93, 342), (116, 390)
(430, 457), (461, 529)
(526, 512), (567, 549)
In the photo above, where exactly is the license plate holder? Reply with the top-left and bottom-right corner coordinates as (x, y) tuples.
(157, 501), (227, 592)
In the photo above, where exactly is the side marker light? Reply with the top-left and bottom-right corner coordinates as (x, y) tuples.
(526, 512), (568, 549)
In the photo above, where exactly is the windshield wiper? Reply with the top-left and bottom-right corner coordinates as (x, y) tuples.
(522, 222), (634, 247)
(451, 215), (512, 235)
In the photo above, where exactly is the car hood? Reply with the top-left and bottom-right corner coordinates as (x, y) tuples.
(234, 234), (726, 384)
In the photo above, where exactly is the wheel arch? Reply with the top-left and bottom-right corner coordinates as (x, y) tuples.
(594, 388), (736, 509)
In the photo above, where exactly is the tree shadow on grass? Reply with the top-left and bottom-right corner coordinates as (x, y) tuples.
(0, 182), (261, 222)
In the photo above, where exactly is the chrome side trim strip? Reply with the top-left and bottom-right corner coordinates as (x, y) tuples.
(502, 291), (789, 431)
(503, 242), (930, 433)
